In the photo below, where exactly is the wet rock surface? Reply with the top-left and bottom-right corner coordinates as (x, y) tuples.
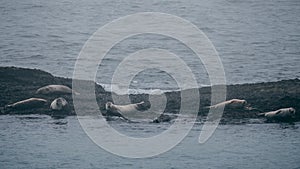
(1, 67), (299, 123)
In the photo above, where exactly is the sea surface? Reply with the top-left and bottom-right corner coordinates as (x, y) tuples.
(0, 115), (300, 169)
(0, 0), (300, 90)
(1, 0), (300, 168)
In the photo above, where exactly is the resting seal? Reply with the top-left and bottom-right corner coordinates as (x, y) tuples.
(105, 101), (145, 121)
(259, 107), (296, 122)
(36, 85), (79, 95)
(50, 97), (68, 111)
(208, 99), (250, 109)
(5, 98), (47, 110)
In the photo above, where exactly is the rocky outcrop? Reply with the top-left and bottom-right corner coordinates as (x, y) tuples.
(1, 67), (299, 123)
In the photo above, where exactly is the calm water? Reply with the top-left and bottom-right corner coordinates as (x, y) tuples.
(0, 115), (299, 169)
(1, 0), (300, 168)
(0, 0), (300, 90)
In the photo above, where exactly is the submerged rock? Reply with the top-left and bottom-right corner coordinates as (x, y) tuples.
(152, 114), (177, 123)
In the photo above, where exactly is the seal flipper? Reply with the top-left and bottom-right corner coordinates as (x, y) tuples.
(116, 110), (130, 121)
(115, 110), (138, 123)
(275, 110), (282, 115)
(257, 112), (266, 117)
(106, 109), (133, 122)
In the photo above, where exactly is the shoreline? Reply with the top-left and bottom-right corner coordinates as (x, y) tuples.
(1, 66), (299, 123)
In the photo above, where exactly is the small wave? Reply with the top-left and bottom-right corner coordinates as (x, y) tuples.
(97, 83), (211, 95)
(31, 5), (44, 8)
(17, 114), (49, 120)
(22, 4), (44, 10)
(98, 83), (179, 95)
(97, 83), (210, 95)
(18, 34), (40, 38)
(48, 34), (63, 39)
(28, 54), (45, 59)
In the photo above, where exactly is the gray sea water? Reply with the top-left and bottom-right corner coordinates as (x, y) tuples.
(0, 0), (300, 90)
(0, 115), (300, 169)
(1, 0), (300, 168)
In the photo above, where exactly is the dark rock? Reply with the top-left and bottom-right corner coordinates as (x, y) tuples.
(152, 114), (177, 123)
(1, 66), (299, 124)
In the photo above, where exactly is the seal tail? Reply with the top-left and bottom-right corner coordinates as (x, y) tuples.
(257, 112), (266, 117)
(72, 91), (80, 95)
(136, 101), (150, 111)
(245, 106), (263, 112)
(204, 105), (220, 109)
(137, 101), (145, 105)
(203, 105), (213, 109)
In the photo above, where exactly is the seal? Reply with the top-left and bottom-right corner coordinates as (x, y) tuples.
(208, 99), (250, 109)
(36, 85), (80, 95)
(50, 97), (68, 111)
(105, 101), (145, 121)
(5, 98), (47, 110)
(258, 107), (296, 122)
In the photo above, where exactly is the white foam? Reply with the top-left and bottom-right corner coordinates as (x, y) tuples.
(97, 82), (181, 95)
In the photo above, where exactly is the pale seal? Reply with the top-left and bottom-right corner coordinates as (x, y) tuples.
(105, 101), (145, 121)
(36, 85), (80, 95)
(208, 99), (250, 109)
(5, 98), (47, 110)
(259, 107), (296, 122)
(50, 97), (68, 111)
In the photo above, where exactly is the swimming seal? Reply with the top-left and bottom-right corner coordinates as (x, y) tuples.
(5, 98), (47, 110)
(50, 97), (68, 111)
(36, 85), (80, 95)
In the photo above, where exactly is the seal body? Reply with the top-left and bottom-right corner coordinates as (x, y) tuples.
(50, 97), (68, 111)
(36, 85), (79, 95)
(5, 98), (47, 110)
(105, 101), (145, 120)
(209, 99), (248, 109)
(261, 107), (296, 122)
(106, 101), (145, 113)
